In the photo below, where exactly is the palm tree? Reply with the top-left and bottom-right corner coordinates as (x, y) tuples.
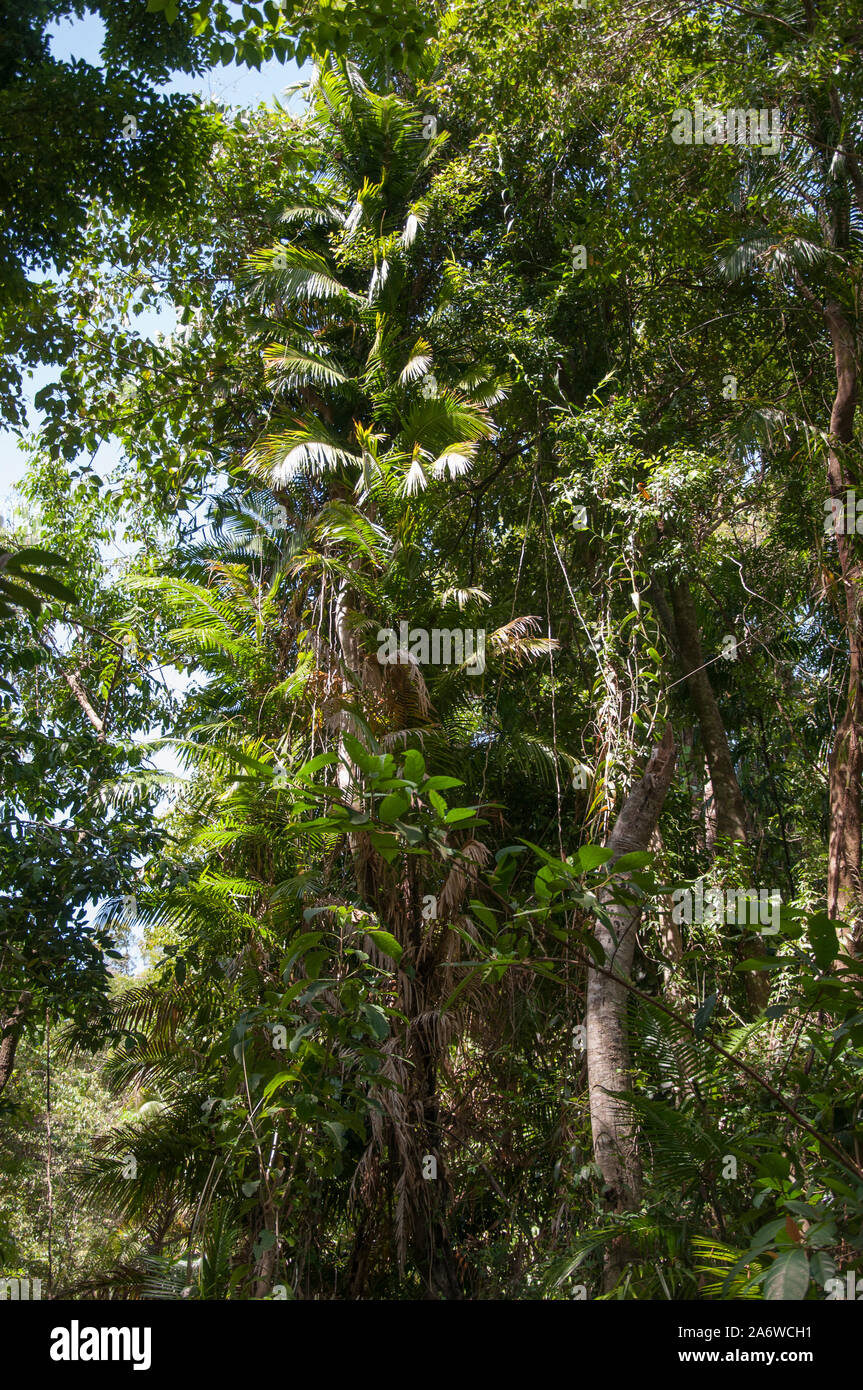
(70, 60), (556, 1301)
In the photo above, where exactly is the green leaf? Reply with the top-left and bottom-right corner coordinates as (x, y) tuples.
(755, 1150), (789, 1184)
(289, 1022), (316, 1053)
(343, 734), (388, 776)
(3, 548), (67, 572)
(0, 579), (41, 615)
(764, 1248), (809, 1301)
(360, 1002), (389, 1039)
(809, 913), (840, 970)
(609, 851), (652, 872)
(395, 820), (425, 844)
(365, 929), (403, 964)
(694, 992), (717, 1039)
(579, 931), (607, 967)
(296, 751), (338, 780)
(809, 1251), (837, 1287)
(469, 901), (499, 932)
(262, 1071), (295, 1102)
(402, 748), (426, 783)
(17, 569), (75, 603)
(379, 792), (410, 822)
(573, 845), (614, 872)
(253, 1229), (276, 1259)
(367, 830), (401, 862)
(735, 958), (787, 971)
(445, 806), (478, 824)
(323, 1121), (347, 1149)
(281, 931), (323, 977)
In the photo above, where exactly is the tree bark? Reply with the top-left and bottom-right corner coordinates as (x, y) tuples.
(333, 575), (463, 1298)
(665, 579), (771, 1005)
(824, 299), (862, 952)
(667, 578), (748, 842)
(586, 725), (676, 1291)
(650, 828), (686, 1004)
(0, 991), (32, 1097)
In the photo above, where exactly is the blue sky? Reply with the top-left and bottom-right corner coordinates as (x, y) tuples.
(0, 10), (307, 501)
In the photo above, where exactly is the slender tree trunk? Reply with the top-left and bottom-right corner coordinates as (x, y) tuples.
(668, 577), (748, 842)
(824, 299), (862, 952)
(704, 774), (718, 852)
(403, 866), (463, 1300)
(587, 725), (676, 1291)
(794, 76), (862, 950)
(650, 828), (686, 1003)
(653, 571), (746, 846)
(665, 579), (769, 1006)
(347, 1212), (375, 1298)
(333, 576), (462, 1298)
(0, 990), (31, 1097)
(251, 1191), (279, 1298)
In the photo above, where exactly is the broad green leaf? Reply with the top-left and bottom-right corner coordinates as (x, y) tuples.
(694, 992), (717, 1039)
(379, 792), (410, 822)
(365, 928), (403, 963)
(809, 913), (840, 970)
(764, 1248), (809, 1301)
(402, 748), (425, 783)
(469, 901), (499, 932)
(253, 1230), (276, 1258)
(609, 851), (653, 872)
(809, 1251), (837, 1288)
(360, 1001), (389, 1039)
(342, 733), (376, 770)
(735, 958), (787, 971)
(261, 1067), (294, 1100)
(573, 845), (614, 872)
(297, 751), (338, 780)
(18, 571), (76, 603)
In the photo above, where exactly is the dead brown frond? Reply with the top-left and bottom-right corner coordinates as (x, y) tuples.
(438, 838), (491, 920)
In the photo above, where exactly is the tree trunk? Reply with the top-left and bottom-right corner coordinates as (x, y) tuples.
(824, 299), (862, 953)
(586, 725), (676, 1291)
(253, 1197), (278, 1298)
(333, 576), (462, 1297)
(650, 828), (686, 1004)
(667, 577), (748, 842)
(665, 579), (769, 1006)
(405, 900), (463, 1300)
(0, 991), (31, 1097)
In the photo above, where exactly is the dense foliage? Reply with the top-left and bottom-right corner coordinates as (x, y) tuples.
(2, 0), (863, 1302)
